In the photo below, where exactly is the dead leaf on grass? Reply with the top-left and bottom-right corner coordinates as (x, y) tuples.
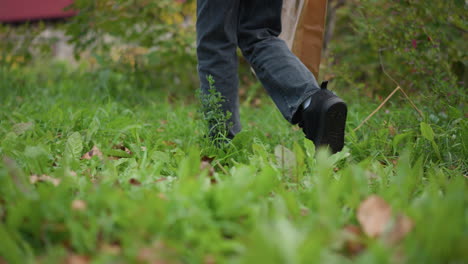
(204, 255), (216, 264)
(113, 144), (132, 155)
(300, 208), (310, 216)
(129, 178), (142, 186)
(357, 195), (413, 244)
(137, 241), (176, 264)
(155, 177), (168, 183)
(162, 141), (176, 147)
(100, 243), (121, 255)
(200, 156), (216, 184)
(342, 225), (366, 256)
(388, 125), (396, 136)
(291, 126), (301, 131)
(71, 200), (87, 211)
(357, 195), (392, 237)
(30, 174), (61, 186)
(158, 193), (168, 200)
(65, 254), (90, 264)
(386, 214), (414, 244)
(253, 98), (262, 107)
(12, 122), (34, 135)
(81, 145), (103, 160)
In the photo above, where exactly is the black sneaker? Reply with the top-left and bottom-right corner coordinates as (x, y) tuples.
(299, 81), (347, 153)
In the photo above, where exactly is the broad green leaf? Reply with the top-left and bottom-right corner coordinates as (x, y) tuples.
(420, 122), (435, 142)
(65, 132), (83, 159)
(392, 131), (414, 154)
(274, 145), (296, 174)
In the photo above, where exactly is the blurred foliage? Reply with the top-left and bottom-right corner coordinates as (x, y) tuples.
(64, 0), (198, 90)
(1, 0), (198, 92)
(0, 22), (54, 69)
(1, 0), (466, 101)
(327, 0), (467, 104)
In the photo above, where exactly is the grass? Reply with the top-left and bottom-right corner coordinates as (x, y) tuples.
(0, 62), (466, 264)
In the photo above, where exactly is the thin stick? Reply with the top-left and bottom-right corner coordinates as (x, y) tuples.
(354, 86), (401, 132)
(379, 50), (424, 118)
(215, 160), (229, 175)
(353, 51), (426, 132)
(398, 87), (424, 118)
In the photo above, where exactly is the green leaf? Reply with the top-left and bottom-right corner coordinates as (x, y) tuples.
(65, 132), (83, 159)
(392, 131), (414, 154)
(420, 122), (442, 160)
(420, 122), (435, 142)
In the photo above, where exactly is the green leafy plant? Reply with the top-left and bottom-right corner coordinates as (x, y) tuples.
(327, 0), (466, 103)
(198, 75), (233, 147)
(64, 0), (198, 91)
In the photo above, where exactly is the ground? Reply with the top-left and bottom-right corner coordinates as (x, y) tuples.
(0, 63), (466, 263)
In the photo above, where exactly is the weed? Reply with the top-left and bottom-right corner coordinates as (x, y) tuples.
(198, 75), (234, 149)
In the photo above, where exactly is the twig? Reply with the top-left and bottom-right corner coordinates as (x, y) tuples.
(215, 160), (229, 175)
(353, 50), (425, 132)
(354, 86), (401, 132)
(378, 50), (424, 118)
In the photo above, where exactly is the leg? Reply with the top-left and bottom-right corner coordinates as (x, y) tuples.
(238, 0), (321, 123)
(196, 0), (241, 138)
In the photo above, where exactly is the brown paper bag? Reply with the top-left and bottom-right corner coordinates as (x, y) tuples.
(281, 0), (328, 79)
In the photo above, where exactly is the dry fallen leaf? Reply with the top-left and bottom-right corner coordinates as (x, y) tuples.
(12, 122), (34, 135)
(253, 98), (262, 107)
(386, 214), (414, 244)
(357, 195), (393, 238)
(157, 193), (168, 200)
(113, 144), (132, 155)
(204, 255), (216, 264)
(71, 200), (87, 211)
(200, 156), (216, 184)
(81, 145), (103, 160)
(129, 178), (142, 186)
(357, 195), (413, 244)
(30, 174), (61, 186)
(100, 243), (121, 255)
(162, 141), (176, 147)
(155, 177), (168, 183)
(65, 254), (90, 264)
(343, 225), (366, 256)
(137, 241), (173, 263)
(300, 208), (310, 216)
(388, 125), (396, 136)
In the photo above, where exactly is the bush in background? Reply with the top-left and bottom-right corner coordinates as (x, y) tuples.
(326, 0), (466, 105)
(64, 0), (197, 91)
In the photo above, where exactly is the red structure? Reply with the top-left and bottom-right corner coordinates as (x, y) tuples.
(0, 0), (76, 22)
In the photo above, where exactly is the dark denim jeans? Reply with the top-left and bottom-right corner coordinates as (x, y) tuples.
(197, 0), (321, 137)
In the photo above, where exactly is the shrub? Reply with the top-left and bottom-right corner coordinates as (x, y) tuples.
(327, 0), (466, 105)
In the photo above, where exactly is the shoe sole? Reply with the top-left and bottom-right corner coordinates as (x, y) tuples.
(315, 97), (347, 153)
